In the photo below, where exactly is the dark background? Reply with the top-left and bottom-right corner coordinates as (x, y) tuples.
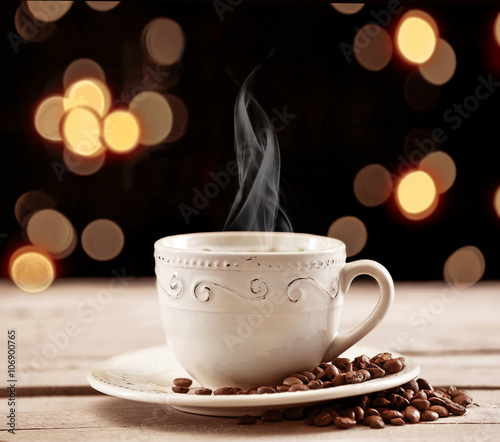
(1, 1), (499, 281)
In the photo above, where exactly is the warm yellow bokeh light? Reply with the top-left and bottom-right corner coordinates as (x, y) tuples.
(10, 247), (55, 293)
(34, 96), (65, 142)
(143, 18), (184, 66)
(27, 1), (73, 23)
(14, 191), (56, 227)
(64, 79), (111, 117)
(327, 216), (367, 257)
(396, 171), (437, 219)
(62, 107), (103, 156)
(494, 13), (500, 48)
(354, 164), (393, 207)
(63, 58), (106, 90)
(397, 13), (437, 64)
(103, 110), (140, 153)
(63, 148), (106, 176)
(331, 3), (364, 14)
(494, 186), (500, 219)
(85, 1), (120, 12)
(82, 219), (125, 261)
(419, 151), (456, 194)
(354, 24), (393, 72)
(444, 246), (485, 288)
(418, 39), (456, 86)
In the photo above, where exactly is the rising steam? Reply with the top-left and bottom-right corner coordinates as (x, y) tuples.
(224, 66), (292, 233)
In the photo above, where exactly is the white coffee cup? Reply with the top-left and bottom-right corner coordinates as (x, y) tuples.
(155, 231), (394, 389)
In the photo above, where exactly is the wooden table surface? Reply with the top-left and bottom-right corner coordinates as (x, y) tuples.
(1, 278), (499, 441)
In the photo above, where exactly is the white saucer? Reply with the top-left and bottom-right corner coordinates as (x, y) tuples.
(88, 345), (420, 417)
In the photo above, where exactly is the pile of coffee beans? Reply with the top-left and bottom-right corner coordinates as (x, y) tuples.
(172, 352), (407, 396)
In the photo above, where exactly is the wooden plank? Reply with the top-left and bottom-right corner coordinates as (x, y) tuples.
(1, 279), (499, 389)
(1, 391), (498, 441)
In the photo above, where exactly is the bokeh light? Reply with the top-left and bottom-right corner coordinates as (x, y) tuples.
(396, 10), (438, 64)
(26, 1), (73, 23)
(34, 96), (65, 142)
(9, 246), (55, 293)
(64, 78), (111, 117)
(15, 191), (56, 227)
(85, 1), (120, 12)
(103, 110), (140, 153)
(165, 94), (189, 142)
(444, 246), (485, 288)
(494, 12), (500, 48)
(418, 39), (456, 86)
(331, 3), (364, 14)
(63, 148), (106, 176)
(419, 151), (456, 194)
(142, 18), (184, 66)
(61, 107), (103, 156)
(15, 2), (56, 42)
(63, 58), (106, 91)
(130, 91), (173, 145)
(354, 164), (393, 207)
(327, 216), (367, 257)
(396, 170), (438, 220)
(354, 24), (392, 72)
(27, 209), (76, 257)
(494, 186), (500, 219)
(82, 219), (125, 261)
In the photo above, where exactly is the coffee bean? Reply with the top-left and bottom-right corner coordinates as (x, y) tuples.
(403, 405), (420, 423)
(325, 364), (340, 380)
(248, 389), (258, 394)
(411, 399), (430, 411)
(236, 389), (250, 395)
(444, 399), (467, 415)
(307, 380), (323, 390)
(453, 393), (473, 406)
(345, 370), (364, 384)
(371, 352), (392, 367)
(383, 358), (404, 374)
(313, 366), (326, 380)
(257, 386), (276, 394)
(331, 357), (351, 370)
(429, 389), (449, 400)
(360, 395), (370, 409)
(449, 389), (463, 399)
(283, 377), (302, 386)
(173, 378), (192, 388)
(403, 379), (420, 394)
(363, 415), (385, 429)
(299, 371), (315, 381)
(391, 395), (410, 410)
(367, 366), (385, 379)
(403, 389), (414, 401)
(390, 417), (405, 426)
(261, 410), (284, 422)
(305, 415), (316, 426)
(358, 369), (371, 381)
(285, 407), (305, 420)
(338, 408), (356, 421)
(289, 374), (310, 383)
(371, 397), (391, 408)
(417, 378), (433, 391)
(365, 408), (380, 417)
(334, 416), (357, 429)
(237, 415), (257, 425)
(429, 405), (449, 417)
(331, 373), (346, 386)
(420, 410), (439, 421)
(194, 388), (212, 395)
(322, 381), (333, 388)
(172, 386), (189, 394)
(380, 410), (403, 421)
(289, 384), (309, 392)
(353, 405), (364, 422)
(447, 385), (457, 396)
(314, 412), (333, 427)
(413, 390), (428, 401)
(214, 387), (235, 395)
(276, 385), (290, 392)
(429, 397), (447, 406)
(353, 354), (371, 369)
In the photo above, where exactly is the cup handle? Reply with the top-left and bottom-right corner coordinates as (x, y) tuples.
(323, 259), (394, 361)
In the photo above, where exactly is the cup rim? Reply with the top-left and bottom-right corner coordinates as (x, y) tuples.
(155, 231), (345, 256)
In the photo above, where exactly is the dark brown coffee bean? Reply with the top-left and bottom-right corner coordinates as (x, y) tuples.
(353, 405), (364, 422)
(403, 405), (420, 423)
(429, 405), (449, 417)
(453, 393), (473, 406)
(383, 358), (404, 374)
(411, 399), (430, 411)
(397, 356), (406, 369)
(353, 354), (371, 369)
(173, 378), (192, 388)
(403, 379), (420, 394)
(447, 385), (457, 396)
(314, 412), (333, 427)
(345, 370), (364, 384)
(334, 416), (357, 429)
(307, 380), (323, 390)
(358, 369), (371, 381)
(299, 371), (315, 381)
(391, 394), (410, 410)
(214, 387), (235, 395)
(172, 386), (189, 394)
(360, 395), (370, 409)
(345, 362), (354, 372)
(195, 388), (212, 395)
(237, 415), (257, 425)
(403, 389), (414, 401)
(390, 417), (405, 426)
(325, 364), (340, 380)
(283, 377), (302, 386)
(328, 410), (340, 419)
(417, 378), (433, 391)
(444, 399), (467, 415)
(313, 366), (326, 380)
(370, 352), (392, 367)
(285, 407), (305, 420)
(420, 410), (439, 421)
(236, 389), (250, 395)
(289, 384), (309, 392)
(363, 415), (385, 429)
(428, 389), (449, 400)
(429, 397), (447, 406)
(257, 386), (276, 394)
(449, 389), (463, 399)
(371, 397), (391, 408)
(276, 385), (290, 392)
(261, 410), (284, 422)
(366, 366), (385, 379)
(434, 387), (452, 399)
(248, 389), (258, 394)
(289, 374), (310, 383)
(365, 408), (380, 417)
(322, 381), (333, 389)
(338, 408), (356, 421)
(413, 390), (428, 401)
(331, 357), (351, 370)
(331, 373), (346, 386)
(380, 410), (403, 421)
(305, 415), (316, 425)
